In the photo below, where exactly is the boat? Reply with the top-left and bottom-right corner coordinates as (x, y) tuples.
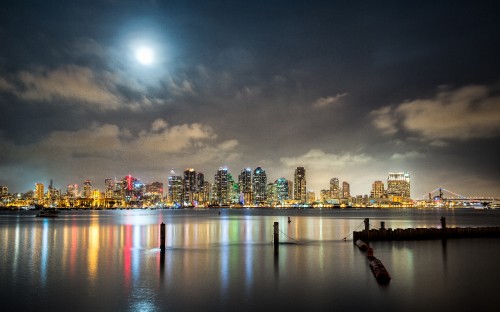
(36, 208), (60, 218)
(369, 257), (391, 284)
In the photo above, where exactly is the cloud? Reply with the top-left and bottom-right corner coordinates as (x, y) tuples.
(280, 149), (372, 169)
(390, 151), (425, 160)
(371, 84), (500, 141)
(8, 119), (237, 165)
(312, 93), (348, 109)
(370, 106), (398, 135)
(0, 65), (164, 111)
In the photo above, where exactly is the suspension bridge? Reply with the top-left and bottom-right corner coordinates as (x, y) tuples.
(416, 187), (500, 208)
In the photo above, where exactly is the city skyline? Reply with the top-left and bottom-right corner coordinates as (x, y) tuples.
(1, 1), (500, 198)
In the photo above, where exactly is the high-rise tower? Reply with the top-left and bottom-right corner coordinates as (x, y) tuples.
(252, 167), (267, 204)
(330, 177), (340, 199)
(183, 168), (197, 204)
(387, 172), (411, 199)
(294, 167), (306, 202)
(214, 167), (229, 205)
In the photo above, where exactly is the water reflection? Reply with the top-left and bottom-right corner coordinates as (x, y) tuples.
(0, 209), (499, 312)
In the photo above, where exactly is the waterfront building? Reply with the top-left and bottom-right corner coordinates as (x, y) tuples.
(287, 180), (293, 200)
(387, 172), (411, 199)
(330, 177), (340, 199)
(294, 167), (307, 202)
(0, 185), (8, 197)
(200, 181), (211, 204)
(66, 184), (78, 198)
(105, 179), (114, 198)
(146, 182), (163, 197)
(275, 178), (289, 203)
(342, 181), (350, 198)
(183, 168), (197, 205)
(307, 190), (316, 204)
(168, 175), (183, 205)
(196, 172), (205, 202)
(320, 189), (330, 202)
(227, 173), (239, 204)
(35, 183), (44, 201)
(214, 167), (229, 205)
(253, 167), (267, 204)
(238, 168), (253, 204)
(370, 181), (386, 199)
(83, 180), (92, 198)
(121, 175), (144, 202)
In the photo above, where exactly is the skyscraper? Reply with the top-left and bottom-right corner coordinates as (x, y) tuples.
(330, 177), (340, 199)
(168, 175), (183, 205)
(370, 181), (386, 198)
(275, 178), (289, 203)
(83, 180), (92, 198)
(294, 167), (306, 202)
(387, 172), (411, 199)
(183, 168), (197, 204)
(66, 184), (78, 198)
(105, 179), (114, 198)
(238, 168), (252, 205)
(214, 167), (229, 205)
(252, 167), (267, 204)
(35, 183), (44, 201)
(342, 181), (350, 198)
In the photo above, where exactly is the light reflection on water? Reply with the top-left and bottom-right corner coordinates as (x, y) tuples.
(0, 208), (500, 312)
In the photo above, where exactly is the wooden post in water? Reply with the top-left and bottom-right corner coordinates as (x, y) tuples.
(364, 218), (370, 241)
(380, 221), (385, 230)
(440, 217), (447, 239)
(273, 222), (279, 253)
(160, 222), (166, 252)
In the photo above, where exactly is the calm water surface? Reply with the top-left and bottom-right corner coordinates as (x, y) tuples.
(1, 208), (499, 312)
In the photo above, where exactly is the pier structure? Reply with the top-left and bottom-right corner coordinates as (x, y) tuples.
(353, 217), (500, 241)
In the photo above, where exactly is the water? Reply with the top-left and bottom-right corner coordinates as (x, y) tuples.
(1, 208), (500, 312)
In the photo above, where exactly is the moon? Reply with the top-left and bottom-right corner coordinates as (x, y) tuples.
(136, 47), (154, 65)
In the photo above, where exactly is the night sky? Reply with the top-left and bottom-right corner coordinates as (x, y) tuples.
(1, 1), (500, 198)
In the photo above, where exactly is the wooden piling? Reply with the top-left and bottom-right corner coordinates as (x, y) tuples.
(160, 222), (166, 252)
(273, 222), (279, 253)
(364, 218), (370, 241)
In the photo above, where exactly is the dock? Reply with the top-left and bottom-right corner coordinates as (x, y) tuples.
(353, 218), (500, 242)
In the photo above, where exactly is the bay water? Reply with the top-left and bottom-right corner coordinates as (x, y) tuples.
(1, 208), (499, 311)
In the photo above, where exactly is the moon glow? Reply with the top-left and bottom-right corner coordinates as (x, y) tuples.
(136, 47), (154, 65)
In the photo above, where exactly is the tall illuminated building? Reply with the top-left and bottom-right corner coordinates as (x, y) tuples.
(0, 185), (8, 197)
(275, 178), (289, 203)
(146, 182), (163, 197)
(307, 190), (316, 204)
(35, 183), (44, 201)
(387, 172), (411, 199)
(214, 167), (229, 205)
(330, 177), (340, 199)
(183, 168), (197, 204)
(105, 179), (114, 198)
(227, 173), (239, 204)
(370, 181), (386, 198)
(320, 190), (330, 202)
(294, 167), (306, 202)
(168, 174), (183, 204)
(66, 184), (78, 198)
(287, 180), (294, 200)
(252, 167), (267, 204)
(342, 181), (350, 198)
(83, 180), (92, 198)
(266, 183), (275, 205)
(238, 168), (252, 205)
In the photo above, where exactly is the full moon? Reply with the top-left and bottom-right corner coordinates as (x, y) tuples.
(136, 47), (154, 65)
